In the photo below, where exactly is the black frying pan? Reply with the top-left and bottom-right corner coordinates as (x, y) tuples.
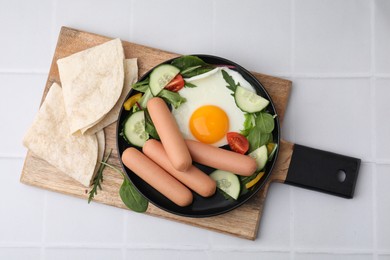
(116, 55), (361, 217)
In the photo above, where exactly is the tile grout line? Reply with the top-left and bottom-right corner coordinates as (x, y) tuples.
(370, 0), (378, 258)
(129, 0), (134, 41)
(211, 0), (217, 54)
(40, 191), (48, 260)
(290, 0), (296, 258)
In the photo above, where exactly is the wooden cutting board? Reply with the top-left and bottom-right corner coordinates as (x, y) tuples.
(20, 27), (292, 240)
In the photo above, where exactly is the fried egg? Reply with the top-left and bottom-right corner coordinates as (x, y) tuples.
(171, 67), (256, 147)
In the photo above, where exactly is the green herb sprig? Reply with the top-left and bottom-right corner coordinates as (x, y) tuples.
(88, 149), (112, 203)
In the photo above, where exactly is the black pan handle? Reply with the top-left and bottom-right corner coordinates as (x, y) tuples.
(284, 144), (361, 198)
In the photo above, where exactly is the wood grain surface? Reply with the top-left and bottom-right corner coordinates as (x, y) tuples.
(20, 27), (293, 240)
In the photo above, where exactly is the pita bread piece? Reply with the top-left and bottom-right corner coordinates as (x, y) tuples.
(23, 83), (98, 187)
(57, 38), (125, 135)
(83, 58), (138, 135)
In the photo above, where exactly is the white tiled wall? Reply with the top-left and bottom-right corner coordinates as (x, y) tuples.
(1, 0), (389, 259)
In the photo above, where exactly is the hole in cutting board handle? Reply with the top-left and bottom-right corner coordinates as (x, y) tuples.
(337, 169), (347, 183)
(284, 144), (361, 198)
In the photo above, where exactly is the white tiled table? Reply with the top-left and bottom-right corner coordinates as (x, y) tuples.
(1, 0), (389, 259)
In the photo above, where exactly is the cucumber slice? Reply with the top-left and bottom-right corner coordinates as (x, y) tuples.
(149, 64), (180, 96)
(123, 110), (149, 147)
(234, 85), (269, 113)
(249, 145), (268, 171)
(210, 170), (240, 200)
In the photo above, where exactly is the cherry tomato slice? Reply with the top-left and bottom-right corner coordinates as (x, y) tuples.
(226, 132), (249, 154)
(165, 74), (185, 92)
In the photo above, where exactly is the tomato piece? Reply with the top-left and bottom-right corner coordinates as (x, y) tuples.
(165, 74), (185, 92)
(226, 132), (249, 154)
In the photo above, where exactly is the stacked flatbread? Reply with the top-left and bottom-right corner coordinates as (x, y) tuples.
(23, 39), (138, 187)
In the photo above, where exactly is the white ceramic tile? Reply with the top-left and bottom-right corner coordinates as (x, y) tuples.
(0, 158), (45, 243)
(210, 183), (290, 248)
(0, 0), (52, 71)
(376, 164), (390, 250)
(294, 0), (370, 73)
(295, 253), (373, 260)
(213, 0), (291, 74)
(55, 0), (132, 41)
(375, 0), (390, 73)
(44, 192), (124, 244)
(45, 248), (122, 260)
(288, 78), (371, 160)
(125, 212), (211, 247)
(132, 0), (213, 55)
(293, 163), (373, 249)
(208, 251), (290, 260)
(0, 74), (47, 157)
(0, 248), (41, 260)
(375, 79), (390, 160)
(126, 249), (208, 260)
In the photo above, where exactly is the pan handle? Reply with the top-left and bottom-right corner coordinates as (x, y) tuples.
(283, 144), (361, 198)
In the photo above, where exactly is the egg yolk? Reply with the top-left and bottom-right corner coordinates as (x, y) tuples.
(189, 105), (229, 144)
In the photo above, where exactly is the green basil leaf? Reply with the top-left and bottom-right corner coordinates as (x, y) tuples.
(255, 112), (275, 133)
(157, 89), (187, 109)
(119, 177), (148, 213)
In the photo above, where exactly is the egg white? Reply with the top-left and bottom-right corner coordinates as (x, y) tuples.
(171, 67), (256, 147)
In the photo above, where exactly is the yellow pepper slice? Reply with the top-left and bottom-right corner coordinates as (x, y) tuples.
(123, 93), (142, 111)
(245, 171), (265, 189)
(266, 143), (276, 155)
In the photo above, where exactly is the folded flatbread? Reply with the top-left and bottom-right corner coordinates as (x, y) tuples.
(57, 38), (125, 135)
(82, 58), (138, 135)
(23, 83), (100, 187)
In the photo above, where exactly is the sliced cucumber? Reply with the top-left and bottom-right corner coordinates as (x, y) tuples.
(210, 170), (240, 200)
(149, 64), (180, 96)
(123, 110), (149, 147)
(249, 145), (268, 171)
(234, 85), (270, 113)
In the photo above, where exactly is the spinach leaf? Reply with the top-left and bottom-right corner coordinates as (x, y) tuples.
(222, 70), (238, 92)
(101, 162), (148, 213)
(171, 56), (214, 78)
(132, 78), (149, 92)
(247, 128), (271, 152)
(120, 177), (149, 213)
(158, 89), (187, 109)
(255, 112), (275, 133)
(171, 55), (208, 70)
(144, 108), (160, 140)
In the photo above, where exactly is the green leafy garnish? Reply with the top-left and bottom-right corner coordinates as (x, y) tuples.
(184, 81), (197, 88)
(222, 70), (239, 92)
(240, 113), (255, 136)
(158, 89), (187, 109)
(144, 108), (160, 140)
(245, 112), (275, 152)
(171, 55), (214, 78)
(88, 149), (112, 203)
(101, 162), (148, 213)
(132, 78), (149, 92)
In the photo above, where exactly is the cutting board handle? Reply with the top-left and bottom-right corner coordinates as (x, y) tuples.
(270, 140), (361, 198)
